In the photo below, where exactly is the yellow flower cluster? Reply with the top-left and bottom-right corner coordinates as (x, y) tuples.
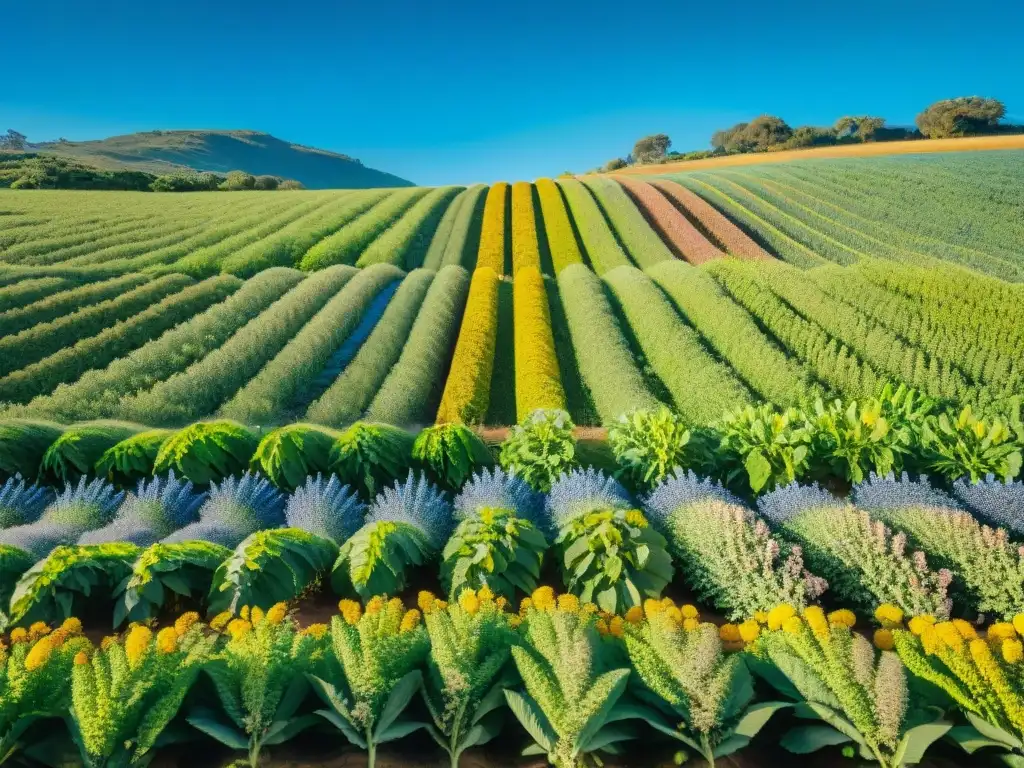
(534, 178), (584, 274)
(400, 609), (422, 633)
(174, 612), (201, 636)
(156, 627), (178, 654)
(302, 623), (329, 639)
(226, 619), (252, 639)
(24, 636), (55, 671)
(476, 183), (508, 275)
(512, 267), (566, 421)
(125, 625), (153, 666)
(266, 602), (287, 625)
(339, 599), (363, 625)
(210, 611), (233, 632)
(624, 509), (648, 529)
(875, 604), (904, 628)
(828, 609), (856, 629)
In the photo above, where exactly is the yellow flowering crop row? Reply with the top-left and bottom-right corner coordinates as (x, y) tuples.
(513, 267), (566, 421)
(534, 178), (583, 275)
(475, 182), (508, 274)
(435, 267), (500, 424)
(510, 181), (541, 275)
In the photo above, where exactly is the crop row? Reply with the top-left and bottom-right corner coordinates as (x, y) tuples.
(356, 186), (462, 269)
(475, 182), (508, 274)
(422, 184), (487, 270)
(615, 176), (722, 264)
(534, 178), (583, 274)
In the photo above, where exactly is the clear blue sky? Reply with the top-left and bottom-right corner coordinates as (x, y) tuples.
(4, 0), (1023, 186)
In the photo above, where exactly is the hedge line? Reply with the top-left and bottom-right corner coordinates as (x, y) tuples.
(513, 267), (566, 420)
(0, 277), (75, 313)
(0, 274), (151, 337)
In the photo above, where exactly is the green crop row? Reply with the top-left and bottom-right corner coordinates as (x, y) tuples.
(357, 186), (462, 269)
(556, 179), (631, 275)
(581, 176), (674, 269)
(422, 184), (487, 270)
(534, 178), (583, 274)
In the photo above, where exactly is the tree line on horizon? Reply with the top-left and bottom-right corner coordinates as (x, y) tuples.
(596, 95), (1020, 172)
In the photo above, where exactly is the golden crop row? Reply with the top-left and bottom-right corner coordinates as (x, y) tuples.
(513, 267), (566, 421)
(475, 183), (508, 274)
(534, 178), (583, 274)
(510, 182), (541, 275)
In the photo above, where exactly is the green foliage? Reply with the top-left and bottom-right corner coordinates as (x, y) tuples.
(0, 419), (65, 480)
(581, 179), (673, 268)
(114, 541), (232, 626)
(717, 405), (812, 495)
(153, 421), (259, 486)
(442, 509), (547, 600)
(922, 406), (1022, 483)
(555, 181), (631, 274)
(333, 521), (431, 599)
(357, 186), (463, 269)
(916, 96), (1006, 138)
(0, 545), (36, 611)
(414, 423), (493, 491)
(507, 599), (637, 767)
(310, 599), (429, 767)
(6, 543), (139, 630)
(623, 613), (786, 764)
(209, 528), (338, 614)
(94, 429), (174, 485)
(609, 408), (694, 491)
(499, 409), (577, 493)
(40, 421), (145, 484)
(72, 622), (216, 768)
(329, 422), (416, 501)
(250, 423), (337, 491)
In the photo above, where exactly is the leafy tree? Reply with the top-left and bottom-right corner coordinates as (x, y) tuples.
(278, 179), (305, 189)
(150, 172), (222, 192)
(916, 96), (1006, 138)
(219, 170), (256, 190)
(711, 117), (792, 153)
(632, 133), (671, 164)
(782, 126), (837, 149)
(602, 157), (628, 172)
(0, 130), (27, 150)
(711, 123), (748, 152)
(835, 116), (886, 141)
(253, 174), (280, 190)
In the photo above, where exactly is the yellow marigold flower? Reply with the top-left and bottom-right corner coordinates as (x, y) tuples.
(754, 611), (769, 624)
(625, 509), (647, 528)
(174, 612), (201, 636)
(74, 651), (89, 666)
(338, 599), (363, 626)
(49, 629), (70, 648)
(250, 606), (265, 626)
(827, 609), (856, 629)
(935, 622), (964, 651)
(739, 620), (761, 643)
(435, 600), (448, 610)
(531, 586), (555, 610)
(478, 585), (495, 602)
(782, 616), (803, 635)
(952, 619), (978, 640)
(400, 609), (422, 633)
(719, 624), (742, 643)
(239, 606), (250, 621)
(417, 591), (437, 614)
(366, 596), (384, 615)
(1003, 639), (1024, 664)
(28, 622), (50, 641)
(556, 594), (579, 613)
(681, 604), (699, 619)
(266, 602), (287, 626)
(644, 599), (665, 618)
(226, 619), (252, 639)
(60, 617), (83, 635)
(874, 604), (904, 627)
(595, 619), (609, 636)
(582, 602), (598, 614)
(804, 606), (829, 639)
(665, 607), (683, 625)
(908, 615), (936, 636)
(156, 627), (178, 654)
(9, 628), (28, 643)
(459, 590), (481, 616)
(24, 637), (55, 671)
(210, 611), (233, 632)
(624, 606), (644, 624)
(101, 635), (118, 651)
(495, 597), (508, 610)
(1013, 614), (1024, 636)
(387, 597), (404, 615)
(125, 626), (152, 665)
(518, 597), (533, 616)
(989, 623), (1017, 642)
(874, 629), (895, 651)
(609, 617), (625, 638)
(767, 604), (797, 631)
(919, 625), (939, 655)
(303, 623), (329, 639)
(682, 618), (700, 631)
(509, 615), (522, 628)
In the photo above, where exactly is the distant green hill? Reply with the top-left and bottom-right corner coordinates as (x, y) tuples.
(31, 130), (414, 189)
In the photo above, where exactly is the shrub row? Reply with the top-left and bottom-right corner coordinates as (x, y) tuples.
(0, 276), (75, 313)
(510, 181), (541, 274)
(475, 182), (508, 274)
(555, 179), (631, 274)
(614, 177), (722, 264)
(357, 186), (463, 269)
(422, 185), (486, 270)
(534, 178), (583, 274)
(513, 267), (566, 421)
(1, 212), (182, 263)
(581, 177), (674, 269)
(435, 268), (500, 424)
(439, 184), (488, 269)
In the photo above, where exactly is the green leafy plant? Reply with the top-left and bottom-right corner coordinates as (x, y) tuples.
(747, 605), (951, 766)
(922, 405), (1023, 483)
(153, 421), (260, 486)
(6, 543), (140, 630)
(250, 423), (338, 491)
(717, 404), (813, 495)
(329, 422), (416, 500)
(808, 397), (911, 484)
(40, 421), (145, 484)
(506, 590), (638, 767)
(0, 545), (35, 614)
(71, 619), (216, 768)
(0, 419), (65, 481)
(442, 468), (546, 600)
(623, 610), (787, 766)
(113, 541), (232, 626)
(309, 597), (429, 768)
(189, 604), (325, 768)
(547, 470), (673, 613)
(94, 429), (174, 486)
(420, 589), (517, 768)
(499, 409), (578, 493)
(608, 407), (695, 490)
(413, 423), (493, 490)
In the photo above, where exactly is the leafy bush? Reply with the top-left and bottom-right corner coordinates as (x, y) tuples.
(513, 267), (566, 420)
(609, 407), (695, 491)
(546, 469), (672, 613)
(251, 423), (338, 491)
(329, 422), (416, 501)
(499, 409), (577, 493)
(93, 429), (173, 485)
(717, 404), (813, 495)
(287, 474), (367, 543)
(40, 421), (144, 484)
(332, 472), (452, 599)
(420, 589), (517, 765)
(475, 183), (508, 274)
(0, 475), (51, 528)
(310, 597), (429, 767)
(952, 474), (1024, 535)
(0, 419), (65, 480)
(922, 405), (1023, 483)
(413, 423), (493, 490)
(808, 397), (915, 484)
(153, 421), (260, 486)
(506, 590), (637, 766)
(758, 483), (952, 619)
(163, 472), (285, 548)
(79, 472), (205, 546)
(645, 470), (825, 619)
(747, 605), (951, 765)
(443, 468), (547, 599)
(189, 604), (325, 766)
(623, 608), (785, 764)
